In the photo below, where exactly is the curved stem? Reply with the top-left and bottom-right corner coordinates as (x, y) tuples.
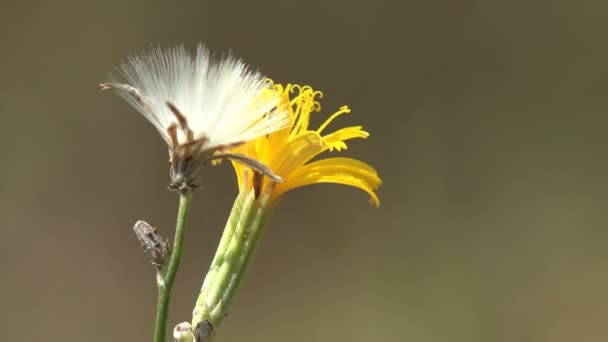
(154, 190), (193, 342)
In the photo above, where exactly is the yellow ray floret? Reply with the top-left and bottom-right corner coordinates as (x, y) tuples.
(231, 82), (382, 207)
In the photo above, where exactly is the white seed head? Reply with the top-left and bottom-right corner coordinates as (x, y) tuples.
(102, 44), (290, 188)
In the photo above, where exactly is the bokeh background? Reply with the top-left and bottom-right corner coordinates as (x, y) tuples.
(2, 1), (608, 341)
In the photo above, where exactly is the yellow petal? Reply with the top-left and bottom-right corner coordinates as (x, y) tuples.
(322, 126), (370, 151)
(277, 157), (382, 206)
(272, 131), (324, 177)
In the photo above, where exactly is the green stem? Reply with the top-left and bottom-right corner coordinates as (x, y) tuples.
(191, 189), (274, 332)
(154, 190), (193, 342)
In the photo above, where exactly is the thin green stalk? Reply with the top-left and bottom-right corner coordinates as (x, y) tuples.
(191, 189), (274, 332)
(154, 190), (193, 342)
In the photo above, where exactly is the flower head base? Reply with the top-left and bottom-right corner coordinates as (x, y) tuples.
(101, 45), (290, 191)
(231, 83), (382, 206)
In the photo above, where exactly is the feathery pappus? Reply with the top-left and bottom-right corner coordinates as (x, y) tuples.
(101, 44), (290, 191)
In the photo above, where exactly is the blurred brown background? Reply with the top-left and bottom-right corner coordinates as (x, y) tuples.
(2, 1), (608, 341)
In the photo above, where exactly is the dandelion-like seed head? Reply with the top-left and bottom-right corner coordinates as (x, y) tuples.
(101, 45), (290, 191)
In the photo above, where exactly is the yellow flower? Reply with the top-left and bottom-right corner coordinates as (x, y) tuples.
(192, 82), (381, 329)
(230, 82), (382, 206)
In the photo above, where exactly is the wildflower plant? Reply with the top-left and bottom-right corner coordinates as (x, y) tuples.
(100, 45), (381, 342)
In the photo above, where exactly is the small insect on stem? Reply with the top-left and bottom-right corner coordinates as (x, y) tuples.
(133, 220), (171, 269)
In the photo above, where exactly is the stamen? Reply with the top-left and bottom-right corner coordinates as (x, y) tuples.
(291, 94), (312, 134)
(316, 106), (351, 134)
